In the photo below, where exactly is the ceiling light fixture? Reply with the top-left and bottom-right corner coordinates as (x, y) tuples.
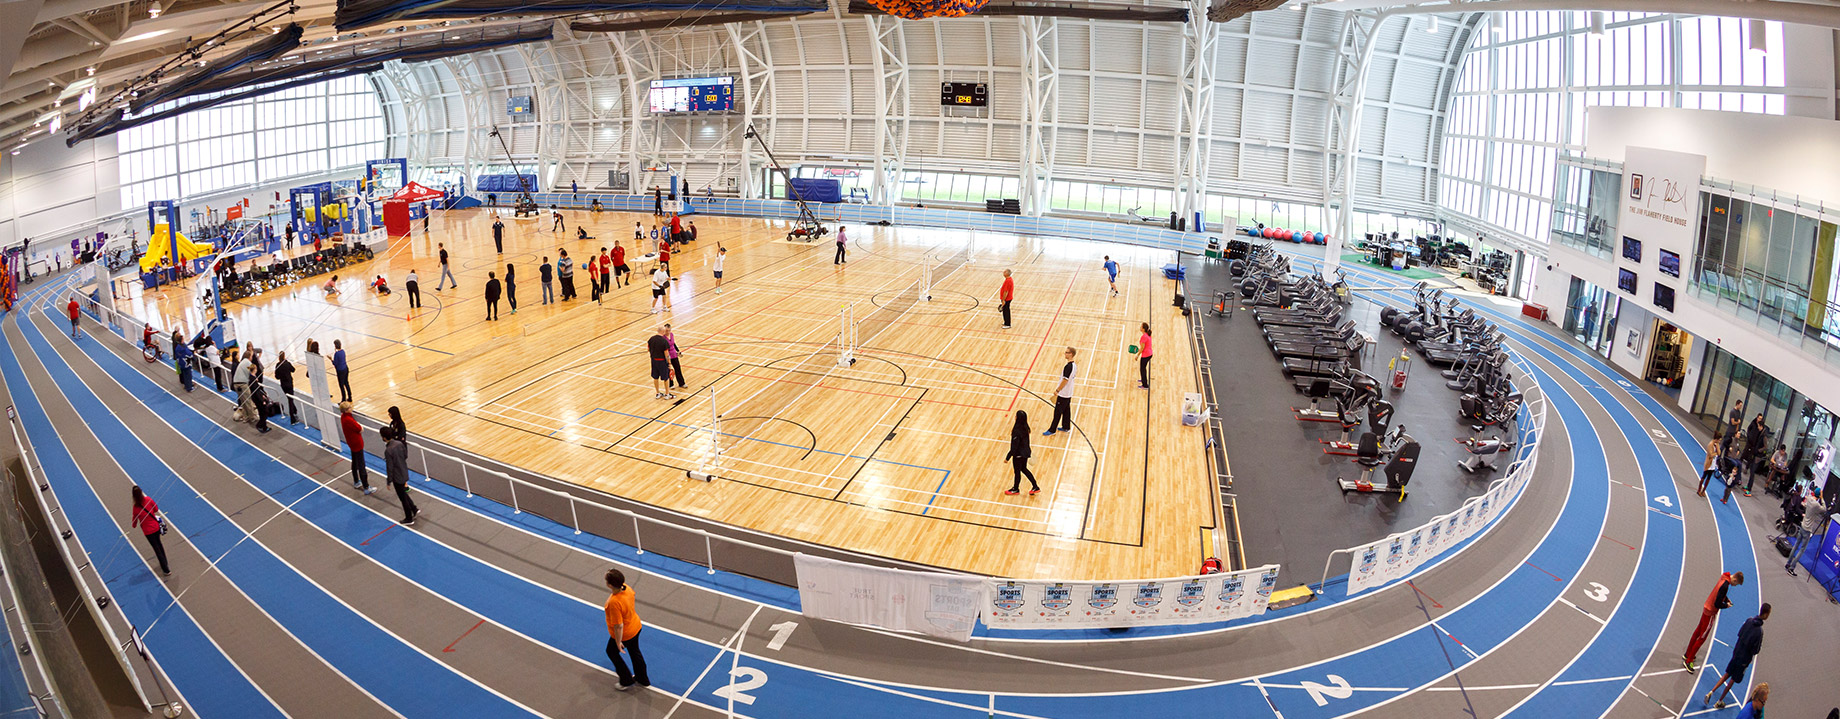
(1427, 16), (1438, 33)
(86, 66), (95, 76)
(1747, 18), (1768, 55)
(148, 2), (161, 18)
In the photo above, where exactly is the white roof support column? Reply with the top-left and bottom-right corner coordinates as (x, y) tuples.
(1324, 10), (1385, 278)
(727, 20), (775, 198)
(521, 44), (568, 190)
(611, 30), (660, 195)
(866, 15), (909, 206)
(443, 54), (490, 183)
(1176, 0), (1219, 228)
(1017, 16), (1058, 217)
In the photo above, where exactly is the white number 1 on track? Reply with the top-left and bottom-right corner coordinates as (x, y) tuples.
(766, 621), (797, 651)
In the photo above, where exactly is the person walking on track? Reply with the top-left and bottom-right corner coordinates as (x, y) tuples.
(1003, 410), (1039, 496)
(387, 405), (408, 446)
(493, 216), (505, 254)
(1698, 435), (1719, 496)
(1103, 255), (1120, 296)
(1135, 322), (1153, 389)
(603, 568), (651, 691)
(505, 263), (518, 314)
(1683, 570), (1743, 671)
(834, 226), (848, 264)
(485, 271), (501, 321)
(130, 486), (170, 577)
(648, 327), (674, 400)
(340, 401), (375, 495)
(1043, 347), (1077, 436)
(384, 426), (417, 526)
(999, 269), (1014, 329)
(664, 324), (687, 389)
(540, 256), (554, 305)
(67, 295), (80, 338)
(332, 339), (353, 403)
(436, 242), (458, 290)
(1705, 604), (1769, 708)
(405, 268), (421, 308)
(558, 249), (576, 301)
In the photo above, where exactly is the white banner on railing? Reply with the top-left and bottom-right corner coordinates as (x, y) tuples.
(982, 564), (1280, 630)
(794, 554), (983, 642)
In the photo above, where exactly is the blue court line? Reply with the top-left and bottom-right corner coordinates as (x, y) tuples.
(0, 283), (287, 719)
(23, 298), (539, 718)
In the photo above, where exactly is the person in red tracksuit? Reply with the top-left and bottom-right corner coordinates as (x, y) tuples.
(67, 296), (80, 338)
(341, 401), (374, 495)
(1683, 570), (1743, 671)
(999, 270), (1014, 329)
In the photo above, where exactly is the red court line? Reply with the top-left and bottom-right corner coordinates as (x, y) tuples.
(1523, 560), (1564, 581)
(359, 524), (394, 546)
(1408, 580), (1444, 609)
(442, 619), (487, 652)
(1602, 534), (1636, 550)
(1008, 267), (1081, 412)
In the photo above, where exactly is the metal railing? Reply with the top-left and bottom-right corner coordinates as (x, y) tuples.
(1317, 353), (1549, 594)
(1686, 259), (1840, 367)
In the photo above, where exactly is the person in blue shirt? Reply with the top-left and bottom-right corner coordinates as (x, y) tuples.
(172, 330), (195, 392)
(1705, 603), (1769, 709)
(1102, 256), (1119, 296)
(1732, 682), (1768, 719)
(332, 339), (352, 403)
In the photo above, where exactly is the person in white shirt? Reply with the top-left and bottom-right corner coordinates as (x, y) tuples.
(1043, 347), (1077, 436)
(713, 245), (726, 294)
(650, 266), (672, 314)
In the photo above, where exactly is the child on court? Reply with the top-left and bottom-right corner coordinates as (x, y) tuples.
(1103, 255), (1119, 296)
(713, 245), (726, 294)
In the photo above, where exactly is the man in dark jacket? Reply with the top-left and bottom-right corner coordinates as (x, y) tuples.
(1742, 415), (1769, 495)
(384, 426), (417, 525)
(485, 272), (502, 321)
(275, 351), (300, 423)
(1705, 603), (1769, 708)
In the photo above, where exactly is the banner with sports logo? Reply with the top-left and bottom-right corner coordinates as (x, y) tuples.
(1347, 477), (1523, 595)
(982, 565), (1280, 630)
(794, 554), (984, 641)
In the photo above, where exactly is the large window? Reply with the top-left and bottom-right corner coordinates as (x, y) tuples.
(118, 75), (387, 208)
(1441, 13), (1786, 243)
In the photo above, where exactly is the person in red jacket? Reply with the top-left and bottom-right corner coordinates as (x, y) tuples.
(340, 401), (374, 495)
(1683, 570), (1744, 671)
(999, 269), (1014, 329)
(66, 296), (80, 338)
(612, 242), (629, 288)
(130, 486), (170, 576)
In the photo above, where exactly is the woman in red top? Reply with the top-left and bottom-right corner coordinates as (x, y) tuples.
(1135, 322), (1154, 389)
(341, 402), (374, 494)
(657, 245), (671, 274)
(130, 486), (171, 576)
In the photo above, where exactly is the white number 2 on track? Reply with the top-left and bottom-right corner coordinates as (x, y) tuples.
(1301, 675), (1353, 706)
(713, 667), (768, 705)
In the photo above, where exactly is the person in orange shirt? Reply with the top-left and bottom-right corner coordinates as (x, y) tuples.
(999, 269), (1014, 329)
(603, 568), (651, 691)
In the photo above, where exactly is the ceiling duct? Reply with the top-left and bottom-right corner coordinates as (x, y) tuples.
(130, 23), (304, 113)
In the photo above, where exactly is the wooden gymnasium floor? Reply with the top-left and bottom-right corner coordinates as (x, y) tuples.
(117, 207), (1219, 580)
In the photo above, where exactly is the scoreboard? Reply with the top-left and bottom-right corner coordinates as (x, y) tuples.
(506, 95), (533, 115)
(940, 82), (988, 107)
(649, 77), (736, 113)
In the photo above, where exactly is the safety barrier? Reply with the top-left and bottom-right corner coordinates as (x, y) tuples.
(1317, 351), (1548, 596)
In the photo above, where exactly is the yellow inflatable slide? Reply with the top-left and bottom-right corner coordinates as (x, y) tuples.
(139, 224), (216, 271)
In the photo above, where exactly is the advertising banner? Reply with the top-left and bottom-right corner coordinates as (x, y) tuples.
(982, 565), (1280, 630)
(794, 554), (983, 642)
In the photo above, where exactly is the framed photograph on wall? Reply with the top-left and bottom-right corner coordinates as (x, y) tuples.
(1659, 249), (1680, 278)
(1622, 236), (1642, 262)
(1654, 283), (1676, 312)
(1617, 268), (1638, 295)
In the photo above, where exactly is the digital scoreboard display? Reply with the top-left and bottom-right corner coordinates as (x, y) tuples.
(941, 82), (988, 107)
(648, 77), (735, 113)
(507, 95), (533, 115)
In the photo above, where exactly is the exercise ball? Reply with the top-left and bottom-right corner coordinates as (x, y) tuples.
(1261, 228), (1273, 239)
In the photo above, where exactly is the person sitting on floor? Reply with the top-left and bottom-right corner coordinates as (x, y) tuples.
(372, 275), (391, 295)
(323, 275), (340, 296)
(577, 226), (596, 241)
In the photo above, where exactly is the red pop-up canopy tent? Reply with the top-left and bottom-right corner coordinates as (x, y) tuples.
(391, 182), (446, 203)
(382, 182), (447, 236)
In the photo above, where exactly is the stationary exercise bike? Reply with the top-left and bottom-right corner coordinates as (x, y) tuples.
(1456, 434), (1516, 473)
(1337, 436), (1422, 501)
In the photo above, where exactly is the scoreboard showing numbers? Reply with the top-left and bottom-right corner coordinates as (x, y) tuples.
(506, 95), (533, 115)
(648, 76), (736, 114)
(940, 82), (988, 107)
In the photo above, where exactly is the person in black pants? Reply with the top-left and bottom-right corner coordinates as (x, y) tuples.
(603, 568), (651, 691)
(405, 269), (421, 308)
(504, 263), (518, 314)
(493, 216), (505, 254)
(1043, 347), (1078, 436)
(485, 272), (501, 320)
(275, 351), (301, 423)
(340, 402), (374, 494)
(332, 340), (352, 403)
(129, 486), (170, 577)
(1003, 410), (1039, 496)
(383, 426), (417, 525)
(1742, 414), (1769, 495)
